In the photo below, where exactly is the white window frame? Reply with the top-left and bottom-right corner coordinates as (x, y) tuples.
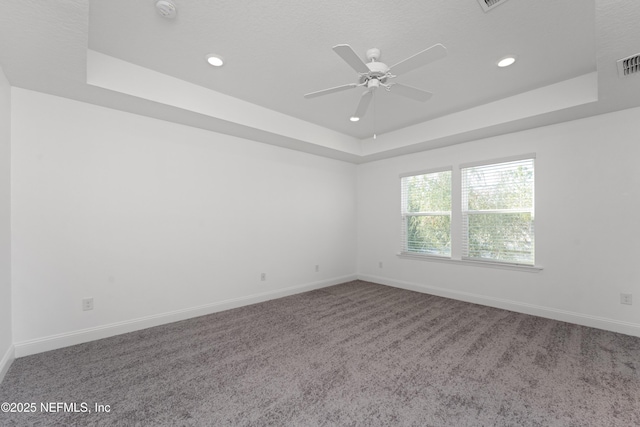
(400, 167), (452, 258)
(398, 154), (540, 272)
(461, 156), (535, 266)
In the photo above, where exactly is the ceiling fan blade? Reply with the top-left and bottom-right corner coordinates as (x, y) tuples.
(353, 90), (374, 120)
(333, 44), (370, 74)
(390, 43), (447, 76)
(389, 83), (433, 102)
(304, 83), (358, 99)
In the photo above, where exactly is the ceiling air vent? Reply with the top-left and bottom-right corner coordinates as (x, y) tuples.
(477, 0), (510, 12)
(617, 54), (640, 78)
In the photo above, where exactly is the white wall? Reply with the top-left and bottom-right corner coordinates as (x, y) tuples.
(11, 88), (357, 355)
(8, 84), (640, 361)
(358, 107), (640, 336)
(0, 68), (13, 380)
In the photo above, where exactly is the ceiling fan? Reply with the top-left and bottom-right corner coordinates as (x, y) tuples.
(304, 44), (448, 122)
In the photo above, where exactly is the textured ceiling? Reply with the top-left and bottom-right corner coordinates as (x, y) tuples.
(0, 1), (639, 163)
(88, 0), (595, 138)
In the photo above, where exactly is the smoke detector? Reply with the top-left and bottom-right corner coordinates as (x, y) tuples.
(156, 1), (177, 19)
(478, 0), (510, 12)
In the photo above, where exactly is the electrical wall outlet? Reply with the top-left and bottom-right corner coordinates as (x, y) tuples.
(82, 297), (94, 311)
(621, 293), (633, 305)
(260, 273), (266, 281)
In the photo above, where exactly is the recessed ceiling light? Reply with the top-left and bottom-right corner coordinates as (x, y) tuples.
(206, 54), (224, 67)
(497, 56), (517, 68)
(349, 116), (360, 122)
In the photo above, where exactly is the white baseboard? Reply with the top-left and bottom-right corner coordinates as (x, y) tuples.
(359, 274), (640, 338)
(14, 274), (357, 358)
(0, 344), (15, 384)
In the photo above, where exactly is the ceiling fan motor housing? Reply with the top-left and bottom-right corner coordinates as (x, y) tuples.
(359, 61), (391, 85)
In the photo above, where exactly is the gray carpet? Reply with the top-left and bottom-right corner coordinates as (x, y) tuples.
(1, 280), (639, 426)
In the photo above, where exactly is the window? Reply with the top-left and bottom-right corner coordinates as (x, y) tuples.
(399, 155), (536, 269)
(400, 169), (452, 257)
(462, 158), (535, 265)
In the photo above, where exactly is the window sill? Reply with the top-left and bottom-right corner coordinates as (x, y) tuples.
(396, 252), (543, 272)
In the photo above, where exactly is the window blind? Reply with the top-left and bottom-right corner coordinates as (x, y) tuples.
(461, 158), (534, 265)
(400, 170), (452, 256)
